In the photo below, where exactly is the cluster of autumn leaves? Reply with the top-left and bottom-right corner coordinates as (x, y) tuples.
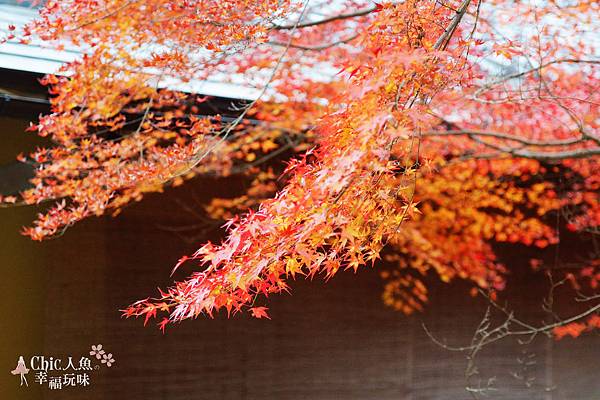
(1, 0), (598, 333)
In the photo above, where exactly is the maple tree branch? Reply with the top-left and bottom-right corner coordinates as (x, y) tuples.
(472, 58), (600, 146)
(503, 147), (600, 160)
(433, 0), (473, 50)
(422, 129), (588, 147)
(422, 277), (600, 398)
(577, 292), (600, 302)
(178, 1), (313, 177)
(468, 136), (600, 160)
(393, 0), (473, 109)
(475, 58), (600, 97)
(70, 0), (139, 30)
(426, 113), (600, 160)
(424, 300), (600, 352)
(267, 34), (359, 51)
(272, 6), (377, 30)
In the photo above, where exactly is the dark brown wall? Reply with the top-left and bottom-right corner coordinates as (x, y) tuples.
(1, 98), (599, 400)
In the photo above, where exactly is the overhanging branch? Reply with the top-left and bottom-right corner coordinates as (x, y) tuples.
(272, 6), (377, 30)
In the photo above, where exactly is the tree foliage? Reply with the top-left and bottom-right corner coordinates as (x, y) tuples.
(1, 0), (598, 333)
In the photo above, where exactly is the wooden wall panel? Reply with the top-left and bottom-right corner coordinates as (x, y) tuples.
(2, 187), (597, 400)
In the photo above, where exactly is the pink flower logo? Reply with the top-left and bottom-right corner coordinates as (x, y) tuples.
(101, 353), (115, 367)
(89, 344), (105, 360)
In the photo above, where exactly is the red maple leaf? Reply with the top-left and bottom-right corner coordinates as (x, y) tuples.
(249, 306), (271, 319)
(157, 318), (169, 334)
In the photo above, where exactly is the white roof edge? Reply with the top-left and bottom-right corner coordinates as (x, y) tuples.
(0, 4), (258, 100)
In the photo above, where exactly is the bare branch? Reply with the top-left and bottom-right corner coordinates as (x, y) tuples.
(479, 143), (600, 160)
(272, 6), (377, 30)
(474, 58), (600, 98)
(422, 129), (587, 147)
(267, 34), (358, 51)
